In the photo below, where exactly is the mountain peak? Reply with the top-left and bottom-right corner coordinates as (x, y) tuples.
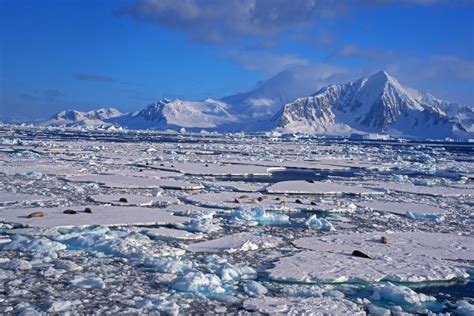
(374, 70), (390, 77)
(366, 70), (395, 85)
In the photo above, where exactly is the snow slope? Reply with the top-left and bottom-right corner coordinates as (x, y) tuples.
(407, 89), (474, 133)
(277, 71), (470, 139)
(113, 98), (239, 131)
(42, 108), (123, 127)
(221, 66), (341, 131)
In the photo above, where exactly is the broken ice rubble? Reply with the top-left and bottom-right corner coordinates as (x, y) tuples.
(0, 125), (473, 314)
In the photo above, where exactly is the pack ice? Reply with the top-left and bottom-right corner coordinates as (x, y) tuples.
(0, 125), (472, 314)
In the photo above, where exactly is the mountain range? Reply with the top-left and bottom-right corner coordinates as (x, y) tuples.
(37, 71), (473, 139)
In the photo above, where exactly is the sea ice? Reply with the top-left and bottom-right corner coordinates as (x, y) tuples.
(0, 234), (66, 258)
(185, 191), (330, 212)
(171, 271), (225, 294)
(229, 206), (289, 225)
(365, 181), (473, 197)
(154, 162), (275, 176)
(357, 201), (446, 216)
(305, 215), (335, 231)
(294, 232), (474, 261)
(243, 296), (366, 315)
(46, 300), (80, 313)
(1, 205), (189, 228)
(370, 283), (436, 305)
(242, 281), (268, 297)
(406, 211), (444, 222)
(66, 174), (203, 190)
(0, 191), (53, 205)
(139, 227), (203, 241)
(91, 194), (179, 206)
(455, 300), (474, 315)
(0, 259), (32, 271)
(268, 250), (468, 283)
(187, 232), (282, 253)
(71, 276), (106, 289)
(266, 180), (383, 195)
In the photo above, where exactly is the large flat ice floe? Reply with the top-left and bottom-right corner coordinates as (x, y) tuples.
(0, 162), (86, 176)
(66, 174), (203, 190)
(0, 205), (190, 228)
(268, 232), (473, 283)
(187, 232), (282, 253)
(268, 250), (468, 283)
(294, 231), (474, 261)
(91, 194), (179, 206)
(0, 191), (53, 205)
(265, 180), (384, 195)
(185, 191), (337, 211)
(357, 201), (446, 216)
(365, 181), (474, 197)
(153, 162), (278, 176)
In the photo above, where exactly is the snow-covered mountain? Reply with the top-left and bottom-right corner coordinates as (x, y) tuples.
(36, 70), (472, 139)
(277, 71), (471, 139)
(42, 108), (124, 127)
(112, 98), (239, 131)
(406, 90), (474, 133)
(221, 66), (342, 131)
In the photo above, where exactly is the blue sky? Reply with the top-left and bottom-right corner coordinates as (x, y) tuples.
(1, 0), (473, 120)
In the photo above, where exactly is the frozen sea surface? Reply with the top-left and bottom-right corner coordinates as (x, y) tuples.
(0, 125), (473, 314)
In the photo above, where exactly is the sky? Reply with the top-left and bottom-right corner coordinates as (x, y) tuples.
(1, 0), (473, 120)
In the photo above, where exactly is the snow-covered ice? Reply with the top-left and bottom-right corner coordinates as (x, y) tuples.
(357, 201), (446, 216)
(266, 180), (384, 195)
(66, 174), (203, 190)
(0, 125), (473, 314)
(1, 205), (189, 228)
(0, 191), (53, 205)
(187, 232), (282, 253)
(268, 250), (468, 283)
(243, 296), (366, 315)
(91, 194), (179, 206)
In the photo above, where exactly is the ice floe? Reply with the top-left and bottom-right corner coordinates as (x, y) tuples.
(187, 232), (282, 253)
(153, 162), (276, 176)
(0, 191), (53, 206)
(294, 232), (474, 261)
(267, 231), (473, 283)
(139, 227), (203, 241)
(357, 201), (446, 216)
(91, 194), (179, 206)
(229, 206), (290, 226)
(266, 180), (383, 195)
(305, 215), (335, 231)
(66, 174), (203, 190)
(1, 205), (189, 228)
(370, 283), (436, 305)
(268, 250), (468, 283)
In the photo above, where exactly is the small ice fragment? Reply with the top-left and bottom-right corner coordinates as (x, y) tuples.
(455, 300), (474, 316)
(0, 259), (32, 271)
(229, 206), (289, 225)
(71, 276), (105, 289)
(370, 283), (436, 305)
(406, 211), (444, 222)
(171, 272), (225, 294)
(305, 215), (335, 231)
(243, 281), (268, 297)
(54, 260), (83, 272)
